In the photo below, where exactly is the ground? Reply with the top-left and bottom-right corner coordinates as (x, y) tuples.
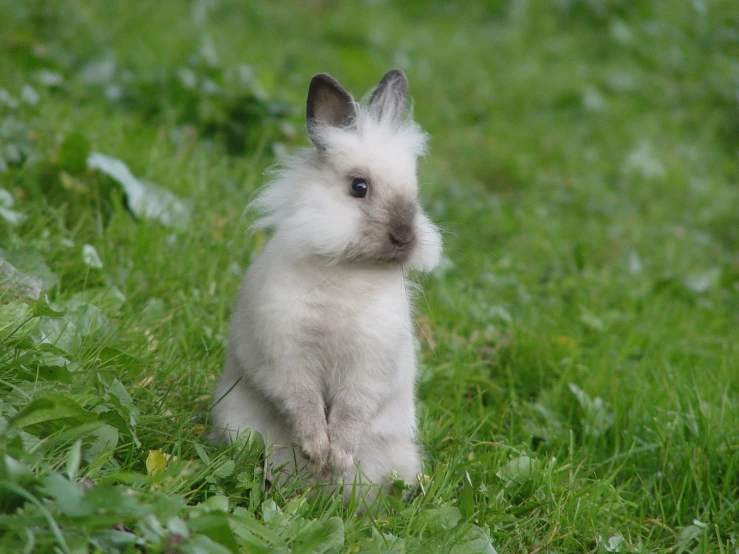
(1, 1), (738, 552)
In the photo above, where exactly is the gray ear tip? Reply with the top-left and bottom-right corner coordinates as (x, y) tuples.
(305, 72), (357, 137)
(308, 73), (355, 102)
(310, 73), (334, 83)
(383, 69), (408, 87)
(368, 68), (410, 124)
(309, 73), (339, 90)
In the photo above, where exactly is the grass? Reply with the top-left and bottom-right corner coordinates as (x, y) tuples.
(1, 0), (738, 552)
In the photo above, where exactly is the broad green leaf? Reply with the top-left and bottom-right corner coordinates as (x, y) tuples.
(89, 530), (139, 550)
(86, 423), (119, 459)
(413, 505), (462, 533)
(63, 302), (108, 337)
(0, 256), (42, 303)
(139, 297), (168, 321)
(96, 346), (141, 375)
(1, 455), (37, 488)
(0, 301), (36, 343)
(21, 352), (79, 383)
(88, 152), (191, 230)
(179, 534), (233, 554)
(232, 428), (265, 466)
(12, 394), (96, 428)
(496, 456), (540, 488)
(193, 494), (229, 514)
(68, 286), (126, 314)
(261, 499), (283, 524)
(137, 513), (166, 542)
(167, 516), (191, 538)
(0, 248), (58, 290)
(213, 459), (235, 479)
(294, 517), (344, 554)
(188, 513), (240, 553)
(600, 534), (627, 553)
(31, 316), (82, 355)
(40, 472), (92, 518)
(103, 378), (136, 414)
(676, 522), (708, 554)
(30, 420), (105, 451)
(368, 527), (405, 551)
(449, 524), (498, 554)
(229, 509), (285, 547)
(96, 405), (135, 440)
(0, 456), (40, 511)
(194, 442), (210, 464)
(32, 294), (66, 317)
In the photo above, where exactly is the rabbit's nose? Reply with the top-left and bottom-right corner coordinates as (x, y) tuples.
(387, 197), (417, 248)
(388, 229), (414, 248)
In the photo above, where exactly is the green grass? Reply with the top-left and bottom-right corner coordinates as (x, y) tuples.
(1, 0), (738, 552)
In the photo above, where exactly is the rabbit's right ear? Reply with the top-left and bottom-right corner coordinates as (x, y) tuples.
(306, 73), (357, 148)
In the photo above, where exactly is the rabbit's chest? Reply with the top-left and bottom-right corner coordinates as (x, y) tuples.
(254, 260), (412, 370)
(293, 282), (410, 365)
(305, 290), (405, 342)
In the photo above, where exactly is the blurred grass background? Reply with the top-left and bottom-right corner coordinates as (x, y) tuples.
(1, 0), (738, 552)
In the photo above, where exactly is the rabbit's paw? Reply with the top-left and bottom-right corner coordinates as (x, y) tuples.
(329, 444), (354, 475)
(300, 431), (330, 471)
(328, 425), (357, 475)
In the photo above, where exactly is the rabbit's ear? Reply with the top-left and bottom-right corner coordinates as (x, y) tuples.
(306, 73), (357, 146)
(369, 69), (408, 126)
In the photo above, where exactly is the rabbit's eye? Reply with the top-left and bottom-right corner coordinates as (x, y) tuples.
(350, 177), (369, 198)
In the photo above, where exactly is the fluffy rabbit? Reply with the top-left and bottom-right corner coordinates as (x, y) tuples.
(211, 69), (442, 501)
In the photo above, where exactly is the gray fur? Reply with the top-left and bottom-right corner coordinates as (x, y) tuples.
(369, 69), (408, 126)
(387, 197), (417, 247)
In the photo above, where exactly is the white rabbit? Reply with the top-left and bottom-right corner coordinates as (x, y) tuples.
(211, 69), (442, 502)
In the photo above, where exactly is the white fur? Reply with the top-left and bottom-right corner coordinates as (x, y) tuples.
(211, 71), (441, 503)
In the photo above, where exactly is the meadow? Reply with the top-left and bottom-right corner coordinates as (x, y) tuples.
(1, 1), (738, 552)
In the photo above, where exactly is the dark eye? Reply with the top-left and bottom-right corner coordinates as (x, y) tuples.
(350, 177), (369, 198)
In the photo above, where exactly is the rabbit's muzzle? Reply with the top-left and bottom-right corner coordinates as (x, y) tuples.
(386, 197), (417, 250)
(384, 199), (418, 260)
(347, 196), (420, 264)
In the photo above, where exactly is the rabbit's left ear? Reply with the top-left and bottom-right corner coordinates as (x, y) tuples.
(369, 69), (408, 126)
(306, 73), (357, 148)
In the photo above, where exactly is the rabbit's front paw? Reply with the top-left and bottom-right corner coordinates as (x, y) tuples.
(327, 424), (357, 475)
(300, 430), (330, 470)
(329, 443), (354, 475)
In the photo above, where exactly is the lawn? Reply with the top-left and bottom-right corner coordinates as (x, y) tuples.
(1, 0), (738, 552)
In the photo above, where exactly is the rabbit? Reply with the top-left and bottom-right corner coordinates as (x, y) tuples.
(211, 69), (442, 503)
